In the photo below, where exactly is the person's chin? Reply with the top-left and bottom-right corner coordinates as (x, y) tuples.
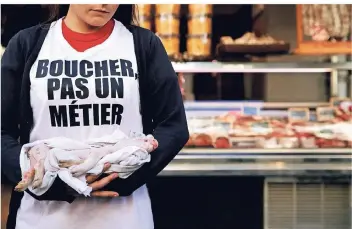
(88, 17), (110, 27)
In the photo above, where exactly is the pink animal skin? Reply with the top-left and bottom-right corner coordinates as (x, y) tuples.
(15, 143), (50, 191)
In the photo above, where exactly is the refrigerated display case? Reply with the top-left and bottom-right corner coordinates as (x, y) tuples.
(161, 60), (352, 229)
(161, 98), (351, 177)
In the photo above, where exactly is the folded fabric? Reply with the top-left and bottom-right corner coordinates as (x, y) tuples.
(18, 129), (156, 196)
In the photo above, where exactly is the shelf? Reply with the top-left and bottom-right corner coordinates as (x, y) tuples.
(180, 148), (352, 155)
(184, 101), (330, 109)
(262, 102), (329, 109)
(172, 61), (352, 73)
(158, 148), (352, 176)
(160, 163), (351, 177)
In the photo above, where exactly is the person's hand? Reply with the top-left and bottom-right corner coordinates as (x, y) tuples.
(86, 163), (119, 197)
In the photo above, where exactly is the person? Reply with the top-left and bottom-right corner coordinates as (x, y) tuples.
(1, 4), (189, 229)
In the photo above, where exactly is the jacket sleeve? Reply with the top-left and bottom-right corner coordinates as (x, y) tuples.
(1, 33), (24, 185)
(105, 34), (189, 196)
(1, 32), (75, 203)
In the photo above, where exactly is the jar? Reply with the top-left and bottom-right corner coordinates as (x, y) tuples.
(138, 15), (152, 30)
(158, 34), (180, 56)
(188, 14), (212, 34)
(137, 4), (151, 16)
(188, 4), (213, 15)
(155, 4), (181, 15)
(186, 34), (212, 57)
(155, 14), (180, 34)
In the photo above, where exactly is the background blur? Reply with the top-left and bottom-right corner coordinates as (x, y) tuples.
(1, 4), (351, 229)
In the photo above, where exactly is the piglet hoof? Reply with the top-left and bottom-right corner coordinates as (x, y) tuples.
(14, 181), (29, 192)
(32, 176), (43, 190)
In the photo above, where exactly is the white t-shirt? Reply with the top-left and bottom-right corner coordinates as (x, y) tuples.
(16, 19), (154, 229)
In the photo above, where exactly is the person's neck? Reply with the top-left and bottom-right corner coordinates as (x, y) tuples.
(64, 9), (102, 33)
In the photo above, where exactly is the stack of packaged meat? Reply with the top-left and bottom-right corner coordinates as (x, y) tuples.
(186, 99), (352, 149)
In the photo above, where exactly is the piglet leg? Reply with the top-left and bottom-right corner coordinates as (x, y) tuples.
(26, 143), (49, 189)
(70, 146), (114, 177)
(58, 159), (84, 168)
(15, 143), (49, 191)
(15, 169), (35, 192)
(32, 159), (45, 189)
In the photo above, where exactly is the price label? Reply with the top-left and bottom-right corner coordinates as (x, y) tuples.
(243, 106), (260, 116)
(251, 121), (270, 128)
(288, 108), (310, 123)
(330, 97), (348, 108)
(316, 107), (335, 122)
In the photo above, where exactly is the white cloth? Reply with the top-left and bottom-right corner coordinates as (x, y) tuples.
(0, 46), (5, 57)
(20, 129), (151, 196)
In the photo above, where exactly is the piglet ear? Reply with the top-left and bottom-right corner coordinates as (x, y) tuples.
(153, 139), (158, 149)
(147, 139), (158, 153)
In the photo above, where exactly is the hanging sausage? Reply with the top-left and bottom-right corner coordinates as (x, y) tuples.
(137, 4), (152, 30)
(155, 4), (181, 60)
(302, 4), (351, 41)
(185, 4), (213, 61)
(297, 4), (351, 54)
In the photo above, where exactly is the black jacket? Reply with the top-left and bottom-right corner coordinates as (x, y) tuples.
(1, 23), (189, 228)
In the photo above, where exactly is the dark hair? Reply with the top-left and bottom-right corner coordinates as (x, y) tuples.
(46, 4), (139, 26)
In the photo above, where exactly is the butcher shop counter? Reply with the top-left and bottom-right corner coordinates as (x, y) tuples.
(164, 99), (352, 178)
(160, 148), (352, 178)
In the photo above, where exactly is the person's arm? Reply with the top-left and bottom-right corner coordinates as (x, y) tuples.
(104, 34), (189, 196)
(1, 32), (75, 203)
(2, 32), (26, 185)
